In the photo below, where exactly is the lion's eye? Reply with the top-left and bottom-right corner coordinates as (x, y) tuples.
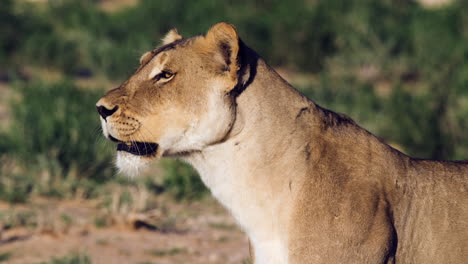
(153, 71), (174, 82)
(162, 72), (173, 79)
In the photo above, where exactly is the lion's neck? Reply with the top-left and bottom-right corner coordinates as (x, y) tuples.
(185, 59), (313, 263)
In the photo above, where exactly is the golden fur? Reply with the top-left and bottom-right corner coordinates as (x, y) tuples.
(97, 23), (468, 263)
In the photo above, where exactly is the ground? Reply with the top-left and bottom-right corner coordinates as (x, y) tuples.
(0, 197), (250, 264)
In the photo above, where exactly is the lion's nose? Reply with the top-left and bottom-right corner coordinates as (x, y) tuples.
(96, 105), (118, 120)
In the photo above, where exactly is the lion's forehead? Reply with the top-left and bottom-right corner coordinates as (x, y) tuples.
(146, 53), (169, 80)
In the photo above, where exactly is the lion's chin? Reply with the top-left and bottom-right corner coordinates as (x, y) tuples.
(116, 151), (154, 177)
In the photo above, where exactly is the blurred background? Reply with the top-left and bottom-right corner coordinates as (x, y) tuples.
(0, 0), (467, 263)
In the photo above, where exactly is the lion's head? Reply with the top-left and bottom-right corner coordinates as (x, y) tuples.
(96, 23), (243, 176)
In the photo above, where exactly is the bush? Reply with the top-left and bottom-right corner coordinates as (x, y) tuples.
(0, 80), (114, 200)
(37, 253), (91, 264)
(162, 160), (207, 200)
(0, 172), (34, 203)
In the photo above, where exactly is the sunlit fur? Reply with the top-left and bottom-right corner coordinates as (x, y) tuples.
(161, 28), (182, 45)
(115, 152), (149, 177)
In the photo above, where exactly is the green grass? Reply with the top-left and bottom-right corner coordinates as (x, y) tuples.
(95, 238), (109, 246)
(146, 247), (187, 257)
(0, 172), (34, 203)
(36, 253), (91, 264)
(0, 210), (38, 230)
(162, 160), (207, 200)
(93, 215), (110, 228)
(216, 236), (230, 243)
(241, 259), (253, 264)
(0, 252), (12, 263)
(0, 80), (115, 202)
(209, 222), (237, 231)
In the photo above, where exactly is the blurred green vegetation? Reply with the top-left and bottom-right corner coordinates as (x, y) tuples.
(0, 252), (12, 263)
(0, 0), (467, 203)
(36, 253), (91, 264)
(0, 80), (115, 202)
(162, 160), (207, 200)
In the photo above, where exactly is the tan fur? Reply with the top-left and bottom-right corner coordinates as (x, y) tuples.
(97, 23), (468, 263)
(161, 28), (182, 45)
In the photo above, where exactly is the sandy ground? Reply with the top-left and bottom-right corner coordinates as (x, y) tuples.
(0, 198), (250, 264)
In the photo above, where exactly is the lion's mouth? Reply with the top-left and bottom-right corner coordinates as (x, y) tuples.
(109, 135), (158, 156)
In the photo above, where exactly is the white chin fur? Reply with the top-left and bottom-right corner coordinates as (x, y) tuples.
(116, 151), (149, 177)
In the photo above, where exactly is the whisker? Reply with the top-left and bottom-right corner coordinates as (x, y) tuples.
(139, 130), (151, 154)
(140, 126), (157, 143)
(94, 133), (106, 146)
(92, 125), (103, 144)
(130, 135), (142, 156)
(92, 124), (102, 137)
(135, 127), (154, 155)
(140, 127), (158, 154)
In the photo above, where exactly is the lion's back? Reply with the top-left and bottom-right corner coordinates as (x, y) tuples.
(394, 159), (468, 263)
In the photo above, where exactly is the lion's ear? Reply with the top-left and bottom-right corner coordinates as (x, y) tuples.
(205, 22), (240, 80)
(162, 28), (182, 45)
(139, 51), (152, 64)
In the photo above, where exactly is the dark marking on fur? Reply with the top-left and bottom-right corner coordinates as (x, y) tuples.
(229, 40), (258, 98)
(296, 107), (310, 119)
(219, 41), (232, 68)
(135, 39), (186, 73)
(304, 143), (311, 161)
(317, 106), (355, 130)
(289, 180), (292, 191)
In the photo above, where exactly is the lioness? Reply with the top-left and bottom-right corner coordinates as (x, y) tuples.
(96, 23), (468, 263)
